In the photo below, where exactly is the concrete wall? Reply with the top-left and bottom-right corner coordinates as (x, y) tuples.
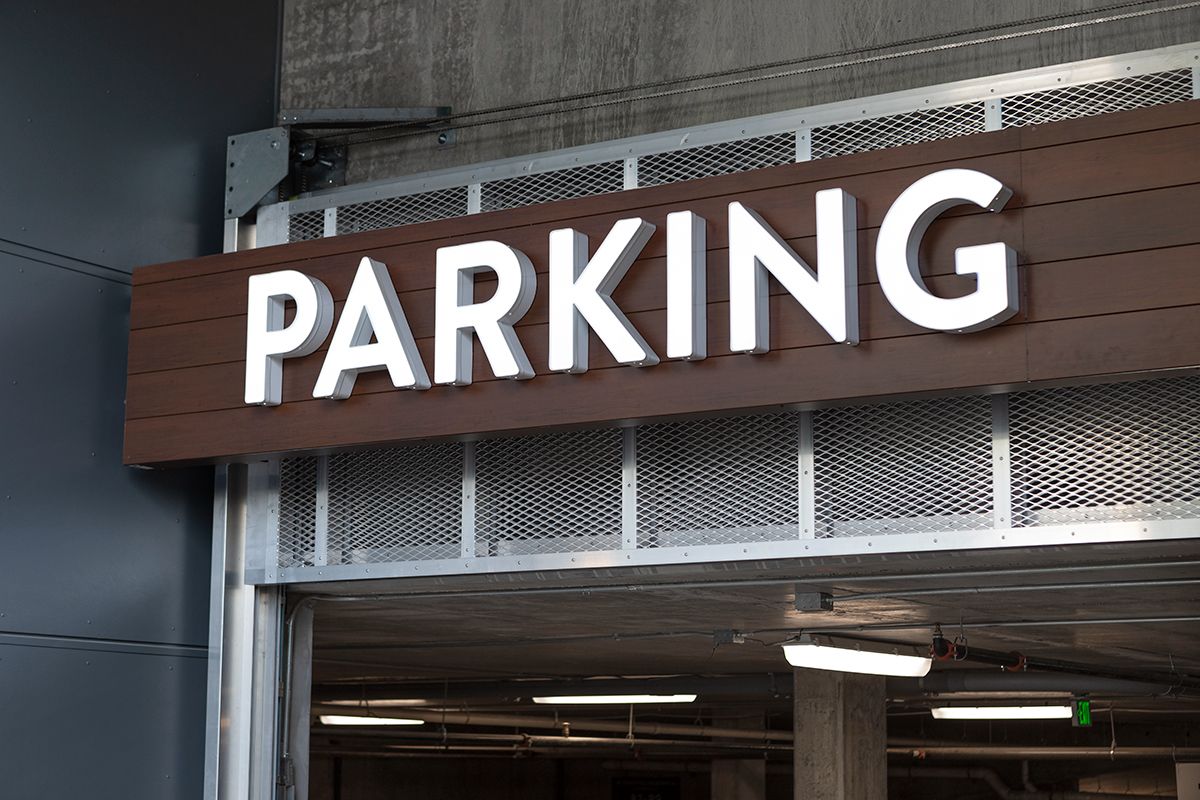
(0, 2), (277, 797)
(279, 0), (1200, 184)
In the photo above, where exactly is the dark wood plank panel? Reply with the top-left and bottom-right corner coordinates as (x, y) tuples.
(127, 114), (1200, 332)
(128, 100), (1200, 286)
(126, 302), (1199, 466)
(1014, 97), (1200, 150)
(127, 211), (1027, 375)
(129, 152), (1024, 330)
(128, 241), (1200, 376)
(122, 101), (1200, 465)
(124, 324), (1032, 466)
(1026, 304), (1200, 381)
(132, 126), (1028, 286)
(125, 238), (1200, 421)
(125, 176), (1198, 379)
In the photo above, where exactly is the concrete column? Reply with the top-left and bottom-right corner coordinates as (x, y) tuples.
(793, 669), (888, 799)
(711, 713), (766, 800)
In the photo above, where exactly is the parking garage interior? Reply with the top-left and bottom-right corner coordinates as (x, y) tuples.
(292, 541), (1200, 799)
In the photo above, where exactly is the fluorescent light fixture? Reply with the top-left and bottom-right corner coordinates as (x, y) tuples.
(931, 706), (1072, 720)
(532, 694), (698, 705)
(317, 715), (425, 726)
(782, 637), (931, 677)
(323, 699), (428, 707)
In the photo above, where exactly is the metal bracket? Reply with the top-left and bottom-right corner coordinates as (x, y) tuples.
(794, 591), (834, 612)
(277, 107), (450, 127)
(713, 629), (746, 645)
(285, 138), (347, 197)
(225, 127), (290, 219)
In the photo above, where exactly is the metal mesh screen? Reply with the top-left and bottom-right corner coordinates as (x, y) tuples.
(810, 102), (986, 159)
(474, 429), (624, 555)
(278, 457), (318, 566)
(480, 161), (624, 212)
(326, 444), (463, 564)
(288, 210), (325, 242)
(812, 395), (994, 537)
(1001, 69), (1193, 128)
(271, 376), (1200, 575)
(638, 414), (800, 547)
(637, 133), (796, 187)
(1009, 376), (1200, 527)
(336, 187), (469, 235)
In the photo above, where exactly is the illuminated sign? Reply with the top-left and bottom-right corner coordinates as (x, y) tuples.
(244, 168), (1017, 406)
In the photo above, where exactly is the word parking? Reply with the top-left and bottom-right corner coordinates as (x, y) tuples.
(244, 169), (1017, 405)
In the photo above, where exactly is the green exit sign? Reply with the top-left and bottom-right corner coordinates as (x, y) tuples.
(1073, 699), (1092, 727)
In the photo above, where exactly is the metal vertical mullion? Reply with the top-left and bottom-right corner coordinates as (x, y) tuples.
(623, 156), (638, 189)
(314, 456), (329, 566)
(203, 465), (253, 800)
(985, 97), (1003, 130)
(247, 587), (283, 800)
(795, 128), (812, 162)
(1192, 64), (1200, 99)
(622, 427), (638, 549)
(467, 183), (482, 214)
(798, 412), (815, 538)
(322, 207), (337, 237)
(462, 442), (477, 558)
(991, 394), (1013, 529)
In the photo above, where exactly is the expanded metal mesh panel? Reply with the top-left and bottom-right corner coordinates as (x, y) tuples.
(637, 132), (796, 187)
(1001, 69), (1193, 128)
(336, 187), (469, 235)
(288, 210), (325, 242)
(813, 396), (994, 537)
(278, 457), (318, 566)
(326, 444), (463, 564)
(638, 414), (800, 547)
(1009, 376), (1200, 527)
(474, 429), (624, 555)
(480, 161), (624, 212)
(810, 102), (986, 159)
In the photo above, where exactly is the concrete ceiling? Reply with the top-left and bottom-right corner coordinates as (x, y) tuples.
(302, 539), (1200, 691)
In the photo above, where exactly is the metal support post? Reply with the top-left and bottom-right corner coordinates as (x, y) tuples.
(203, 465), (254, 800)
(985, 97), (1003, 131)
(314, 456), (329, 567)
(623, 157), (639, 189)
(622, 428), (638, 549)
(991, 394), (1013, 529)
(461, 442), (477, 558)
(799, 411), (816, 538)
(795, 128), (812, 162)
(285, 602), (315, 800)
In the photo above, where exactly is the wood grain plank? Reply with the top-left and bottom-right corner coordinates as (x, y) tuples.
(122, 102), (1200, 465)
(124, 324), (1032, 465)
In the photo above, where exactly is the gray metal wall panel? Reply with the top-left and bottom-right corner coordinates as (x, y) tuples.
(0, 1), (278, 797)
(0, 640), (207, 800)
(0, 2), (279, 271)
(0, 256), (212, 645)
